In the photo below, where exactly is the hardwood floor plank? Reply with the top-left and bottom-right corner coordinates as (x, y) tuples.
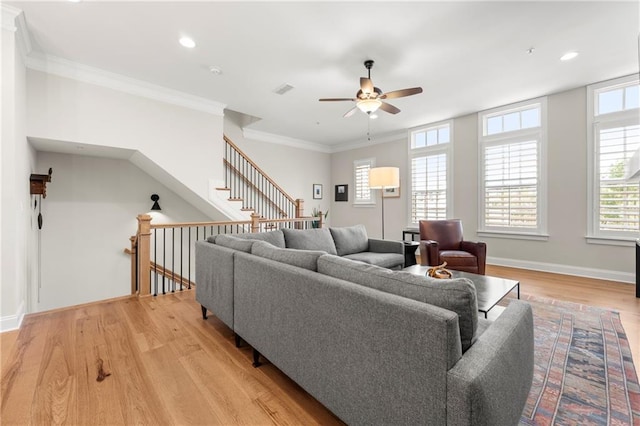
(31, 311), (78, 425)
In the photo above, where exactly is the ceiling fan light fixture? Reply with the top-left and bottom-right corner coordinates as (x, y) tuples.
(357, 98), (382, 114)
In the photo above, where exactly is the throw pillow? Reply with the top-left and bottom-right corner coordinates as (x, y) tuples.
(215, 234), (255, 253)
(251, 241), (325, 271)
(317, 255), (478, 352)
(282, 228), (337, 255)
(232, 230), (286, 248)
(329, 224), (369, 256)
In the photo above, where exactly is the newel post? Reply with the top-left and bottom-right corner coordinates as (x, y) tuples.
(295, 199), (304, 218)
(137, 214), (152, 297)
(251, 213), (261, 233)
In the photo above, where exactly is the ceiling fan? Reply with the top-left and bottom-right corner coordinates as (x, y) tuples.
(319, 60), (423, 118)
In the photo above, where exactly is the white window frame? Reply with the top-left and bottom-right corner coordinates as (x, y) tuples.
(353, 158), (376, 205)
(586, 74), (640, 246)
(407, 120), (453, 227)
(478, 97), (548, 240)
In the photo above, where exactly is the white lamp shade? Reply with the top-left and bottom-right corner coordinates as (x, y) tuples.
(369, 167), (400, 189)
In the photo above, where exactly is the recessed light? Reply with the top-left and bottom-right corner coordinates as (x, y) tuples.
(68, 0), (81, 2)
(209, 66), (222, 75)
(179, 37), (196, 49)
(370, 114), (378, 119)
(560, 51), (578, 61)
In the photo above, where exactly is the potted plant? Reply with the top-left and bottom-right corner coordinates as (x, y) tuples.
(311, 207), (328, 228)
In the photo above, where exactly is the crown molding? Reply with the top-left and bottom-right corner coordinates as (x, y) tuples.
(242, 128), (332, 154)
(330, 129), (407, 153)
(26, 52), (226, 116)
(2, 4), (32, 60)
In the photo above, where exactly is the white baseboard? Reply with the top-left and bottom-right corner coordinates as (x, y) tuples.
(0, 300), (25, 332)
(487, 256), (635, 284)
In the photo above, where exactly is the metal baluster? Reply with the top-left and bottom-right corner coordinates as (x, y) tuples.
(162, 229), (166, 295)
(172, 228), (175, 293)
(154, 228), (158, 297)
(188, 227), (191, 289)
(180, 227), (183, 292)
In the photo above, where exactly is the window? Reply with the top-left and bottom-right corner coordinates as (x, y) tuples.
(478, 98), (547, 238)
(588, 75), (640, 243)
(409, 121), (452, 224)
(354, 158), (375, 204)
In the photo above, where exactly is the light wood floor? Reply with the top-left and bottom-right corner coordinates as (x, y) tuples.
(1, 267), (638, 425)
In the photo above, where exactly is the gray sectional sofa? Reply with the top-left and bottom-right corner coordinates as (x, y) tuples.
(195, 226), (534, 425)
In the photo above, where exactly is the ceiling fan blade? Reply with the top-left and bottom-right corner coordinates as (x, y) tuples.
(360, 77), (374, 95)
(319, 98), (356, 102)
(343, 106), (358, 118)
(380, 87), (423, 100)
(379, 101), (401, 114)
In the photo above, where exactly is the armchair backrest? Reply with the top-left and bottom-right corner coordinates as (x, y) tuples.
(419, 219), (463, 251)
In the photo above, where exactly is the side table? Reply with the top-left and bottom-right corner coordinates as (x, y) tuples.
(402, 241), (420, 267)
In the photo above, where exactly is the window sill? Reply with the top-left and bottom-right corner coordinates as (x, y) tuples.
(585, 236), (638, 247)
(477, 230), (549, 241)
(353, 203), (376, 208)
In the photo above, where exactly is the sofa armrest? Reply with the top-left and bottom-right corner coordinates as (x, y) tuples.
(368, 238), (403, 254)
(446, 300), (534, 426)
(419, 240), (439, 266)
(460, 240), (487, 274)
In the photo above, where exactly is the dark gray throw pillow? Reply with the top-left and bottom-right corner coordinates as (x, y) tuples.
(329, 224), (369, 256)
(282, 228), (337, 255)
(251, 241), (325, 271)
(215, 234), (254, 253)
(232, 230), (286, 248)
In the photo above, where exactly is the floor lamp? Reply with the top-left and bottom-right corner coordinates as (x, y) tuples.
(369, 167), (400, 239)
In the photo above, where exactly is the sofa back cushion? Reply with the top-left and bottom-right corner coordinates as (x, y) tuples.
(329, 225), (369, 256)
(215, 234), (255, 253)
(282, 228), (338, 255)
(251, 241), (324, 271)
(232, 230), (286, 248)
(317, 255), (478, 352)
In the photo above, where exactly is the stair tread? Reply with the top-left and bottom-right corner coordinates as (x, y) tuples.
(215, 187), (231, 191)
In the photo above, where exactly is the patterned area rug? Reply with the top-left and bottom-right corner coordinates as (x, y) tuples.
(515, 295), (640, 425)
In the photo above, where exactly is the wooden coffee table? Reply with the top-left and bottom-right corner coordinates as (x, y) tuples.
(402, 265), (520, 318)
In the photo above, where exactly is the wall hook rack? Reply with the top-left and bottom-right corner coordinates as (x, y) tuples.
(30, 168), (53, 229)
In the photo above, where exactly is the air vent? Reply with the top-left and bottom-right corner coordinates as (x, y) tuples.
(274, 83), (294, 95)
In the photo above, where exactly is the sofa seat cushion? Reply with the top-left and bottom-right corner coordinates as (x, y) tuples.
(282, 228), (338, 255)
(318, 254), (478, 352)
(232, 230), (286, 248)
(343, 252), (405, 269)
(329, 225), (369, 256)
(251, 241), (325, 271)
(439, 250), (477, 267)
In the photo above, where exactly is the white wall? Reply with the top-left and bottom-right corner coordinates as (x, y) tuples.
(331, 85), (635, 282)
(224, 111), (332, 220)
(1, 7), (37, 331)
(26, 69), (225, 216)
(35, 152), (211, 312)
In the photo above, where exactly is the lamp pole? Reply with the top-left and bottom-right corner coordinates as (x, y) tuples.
(380, 188), (386, 239)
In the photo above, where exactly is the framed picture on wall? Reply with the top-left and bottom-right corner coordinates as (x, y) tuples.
(382, 186), (400, 198)
(313, 184), (323, 199)
(335, 184), (348, 202)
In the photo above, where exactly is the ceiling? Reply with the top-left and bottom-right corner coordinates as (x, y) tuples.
(7, 1), (640, 148)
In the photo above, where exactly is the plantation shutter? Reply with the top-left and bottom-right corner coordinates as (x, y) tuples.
(597, 123), (640, 233)
(354, 159), (373, 204)
(484, 140), (538, 228)
(411, 153), (447, 222)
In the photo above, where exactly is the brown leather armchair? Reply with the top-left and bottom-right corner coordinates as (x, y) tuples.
(418, 219), (487, 275)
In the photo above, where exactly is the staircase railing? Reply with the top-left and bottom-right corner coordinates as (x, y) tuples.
(127, 212), (324, 297)
(223, 135), (303, 219)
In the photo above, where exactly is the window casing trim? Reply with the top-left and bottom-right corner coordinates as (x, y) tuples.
(353, 157), (376, 205)
(407, 120), (453, 227)
(477, 97), (548, 238)
(586, 75), (640, 244)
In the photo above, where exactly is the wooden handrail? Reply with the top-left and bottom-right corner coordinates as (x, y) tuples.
(150, 220), (251, 229)
(224, 135), (297, 205)
(224, 158), (288, 217)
